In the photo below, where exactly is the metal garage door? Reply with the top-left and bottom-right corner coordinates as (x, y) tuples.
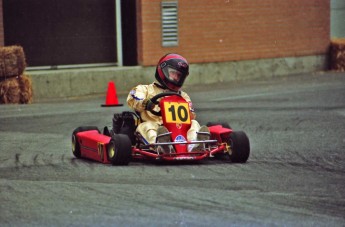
(3, 0), (117, 68)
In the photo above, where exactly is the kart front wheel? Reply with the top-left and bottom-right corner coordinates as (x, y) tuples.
(72, 126), (100, 158)
(229, 131), (250, 163)
(107, 134), (132, 165)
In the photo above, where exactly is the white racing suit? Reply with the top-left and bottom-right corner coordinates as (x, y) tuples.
(126, 82), (201, 147)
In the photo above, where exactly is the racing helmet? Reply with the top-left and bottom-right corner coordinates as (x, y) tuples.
(155, 53), (189, 91)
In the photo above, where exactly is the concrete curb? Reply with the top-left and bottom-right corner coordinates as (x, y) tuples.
(28, 55), (327, 102)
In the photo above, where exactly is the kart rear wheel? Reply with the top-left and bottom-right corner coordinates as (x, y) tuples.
(72, 126), (100, 158)
(107, 134), (132, 165)
(228, 131), (250, 163)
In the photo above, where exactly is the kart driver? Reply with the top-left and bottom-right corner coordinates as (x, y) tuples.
(127, 53), (210, 152)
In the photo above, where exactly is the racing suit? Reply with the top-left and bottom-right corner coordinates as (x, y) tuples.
(127, 82), (201, 145)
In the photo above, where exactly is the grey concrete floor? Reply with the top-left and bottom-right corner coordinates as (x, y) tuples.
(0, 71), (344, 226)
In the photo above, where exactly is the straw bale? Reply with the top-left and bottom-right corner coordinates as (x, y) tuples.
(0, 45), (26, 78)
(18, 74), (33, 104)
(0, 77), (21, 104)
(330, 39), (345, 72)
(0, 74), (33, 104)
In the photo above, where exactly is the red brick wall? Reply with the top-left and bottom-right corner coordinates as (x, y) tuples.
(0, 0), (4, 46)
(138, 0), (330, 66)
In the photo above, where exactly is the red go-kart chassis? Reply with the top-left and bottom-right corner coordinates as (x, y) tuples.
(72, 126), (232, 163)
(72, 93), (250, 165)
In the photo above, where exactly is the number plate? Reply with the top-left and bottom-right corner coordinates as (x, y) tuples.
(164, 102), (191, 124)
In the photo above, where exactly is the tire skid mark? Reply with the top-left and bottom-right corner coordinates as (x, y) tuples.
(61, 153), (66, 163)
(65, 153), (94, 170)
(69, 156), (96, 170)
(33, 154), (39, 165)
(47, 154), (58, 167)
(8, 152), (83, 169)
(249, 145), (312, 174)
(286, 149), (345, 174)
(0, 157), (11, 162)
(320, 153), (341, 169)
(70, 157), (79, 167)
(14, 153), (29, 168)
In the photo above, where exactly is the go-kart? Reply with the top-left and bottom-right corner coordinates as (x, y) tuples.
(71, 92), (250, 165)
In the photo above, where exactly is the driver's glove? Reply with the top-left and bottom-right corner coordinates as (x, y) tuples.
(143, 98), (155, 111)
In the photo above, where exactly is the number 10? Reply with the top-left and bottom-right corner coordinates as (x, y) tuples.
(168, 104), (189, 122)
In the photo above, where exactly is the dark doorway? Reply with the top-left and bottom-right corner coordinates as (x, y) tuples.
(121, 0), (137, 66)
(3, 0), (117, 67)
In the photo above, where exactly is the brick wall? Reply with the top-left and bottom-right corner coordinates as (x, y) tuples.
(138, 0), (330, 66)
(0, 0), (4, 46)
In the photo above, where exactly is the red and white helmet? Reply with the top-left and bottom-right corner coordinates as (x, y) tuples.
(155, 53), (189, 91)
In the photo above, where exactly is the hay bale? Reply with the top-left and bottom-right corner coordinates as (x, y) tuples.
(330, 39), (345, 72)
(0, 45), (26, 78)
(18, 74), (33, 104)
(0, 75), (33, 104)
(0, 77), (21, 104)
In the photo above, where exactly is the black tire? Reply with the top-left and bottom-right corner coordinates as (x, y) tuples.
(107, 134), (132, 165)
(72, 126), (100, 158)
(228, 131), (250, 163)
(206, 122), (231, 129)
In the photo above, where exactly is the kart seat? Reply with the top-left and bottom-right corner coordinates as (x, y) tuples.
(112, 111), (140, 145)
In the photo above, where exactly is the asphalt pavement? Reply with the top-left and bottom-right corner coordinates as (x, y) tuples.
(0, 71), (344, 226)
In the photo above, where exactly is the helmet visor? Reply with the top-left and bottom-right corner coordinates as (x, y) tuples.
(162, 66), (187, 87)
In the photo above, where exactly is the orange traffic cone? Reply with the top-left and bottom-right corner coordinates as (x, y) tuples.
(101, 81), (123, 107)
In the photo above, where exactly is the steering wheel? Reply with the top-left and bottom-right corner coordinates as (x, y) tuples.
(149, 92), (182, 116)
